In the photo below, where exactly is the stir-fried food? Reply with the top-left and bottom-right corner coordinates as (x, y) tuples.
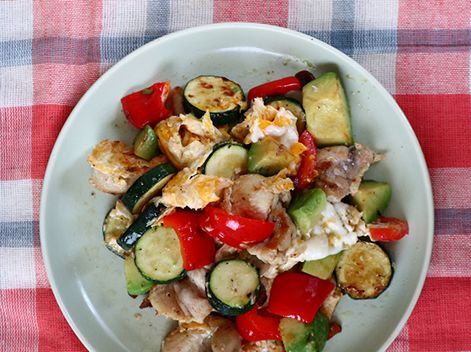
(88, 71), (409, 351)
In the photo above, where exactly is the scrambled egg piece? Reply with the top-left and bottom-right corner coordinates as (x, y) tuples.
(161, 167), (233, 209)
(155, 112), (228, 169)
(262, 169), (295, 193)
(87, 140), (167, 194)
(287, 202), (367, 261)
(232, 98), (304, 153)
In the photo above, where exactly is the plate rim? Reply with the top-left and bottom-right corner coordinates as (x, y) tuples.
(40, 22), (434, 352)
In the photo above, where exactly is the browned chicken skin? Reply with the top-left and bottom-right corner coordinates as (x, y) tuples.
(148, 269), (212, 324)
(315, 143), (382, 202)
(220, 173), (292, 220)
(247, 203), (300, 278)
(161, 315), (241, 352)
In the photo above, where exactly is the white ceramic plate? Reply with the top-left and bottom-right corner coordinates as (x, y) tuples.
(40, 23), (433, 352)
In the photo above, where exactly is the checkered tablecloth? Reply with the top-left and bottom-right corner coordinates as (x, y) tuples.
(1, 1), (470, 351)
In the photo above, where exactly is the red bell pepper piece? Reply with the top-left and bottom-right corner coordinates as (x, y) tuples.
(328, 322), (342, 340)
(247, 76), (301, 103)
(199, 206), (275, 249)
(236, 304), (282, 341)
(294, 130), (318, 190)
(121, 81), (171, 129)
(163, 210), (215, 270)
(268, 272), (334, 323)
(368, 216), (409, 242)
(295, 70), (316, 87)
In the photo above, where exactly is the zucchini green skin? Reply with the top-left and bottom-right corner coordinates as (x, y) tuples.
(247, 137), (296, 177)
(134, 226), (186, 284)
(207, 291), (250, 316)
(280, 313), (330, 352)
(117, 202), (166, 251)
(102, 201), (134, 258)
(264, 95), (303, 108)
(303, 72), (353, 146)
(264, 95), (306, 132)
(183, 98), (242, 125)
(183, 75), (247, 126)
(335, 241), (393, 299)
(121, 163), (175, 214)
(133, 125), (159, 161)
(302, 252), (342, 280)
(288, 188), (327, 235)
(124, 254), (154, 295)
(137, 264), (185, 284)
(351, 180), (391, 224)
(202, 142), (248, 178)
(206, 259), (260, 316)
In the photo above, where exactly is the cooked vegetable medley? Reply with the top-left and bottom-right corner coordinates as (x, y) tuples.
(88, 71), (409, 352)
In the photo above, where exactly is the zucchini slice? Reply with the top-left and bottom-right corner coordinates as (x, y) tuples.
(265, 96), (306, 133)
(335, 241), (392, 299)
(288, 188), (327, 234)
(302, 252), (342, 280)
(117, 201), (166, 251)
(134, 226), (185, 283)
(351, 180), (391, 224)
(203, 143), (248, 178)
(102, 200), (134, 258)
(124, 254), (154, 295)
(133, 125), (159, 161)
(183, 75), (247, 125)
(121, 163), (175, 214)
(206, 259), (260, 316)
(303, 72), (353, 146)
(280, 313), (330, 352)
(247, 137), (297, 177)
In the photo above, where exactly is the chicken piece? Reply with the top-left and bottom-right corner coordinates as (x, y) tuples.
(161, 315), (241, 352)
(161, 167), (233, 209)
(214, 245), (261, 268)
(155, 112), (228, 169)
(214, 244), (240, 261)
(161, 323), (212, 352)
(241, 340), (285, 352)
(87, 140), (167, 194)
(209, 316), (242, 352)
(320, 287), (344, 320)
(222, 173), (293, 221)
(247, 204), (300, 278)
(315, 143), (383, 202)
(148, 269), (212, 324)
(186, 267), (207, 292)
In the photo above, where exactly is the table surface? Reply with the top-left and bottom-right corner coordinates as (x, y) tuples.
(1, 1), (470, 351)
